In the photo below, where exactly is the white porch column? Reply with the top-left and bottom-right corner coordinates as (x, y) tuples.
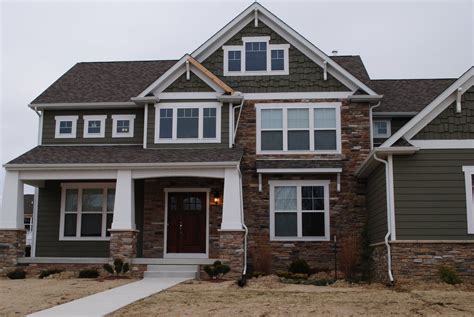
(111, 170), (136, 230)
(0, 171), (24, 229)
(221, 167), (243, 230)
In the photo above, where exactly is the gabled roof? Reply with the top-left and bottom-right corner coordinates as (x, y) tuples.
(330, 56), (370, 84)
(381, 67), (474, 147)
(31, 60), (177, 104)
(368, 78), (456, 113)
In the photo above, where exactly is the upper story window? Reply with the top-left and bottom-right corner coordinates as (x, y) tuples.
(83, 115), (106, 138)
(223, 36), (289, 76)
(112, 114), (136, 138)
(373, 119), (391, 138)
(256, 103), (341, 154)
(55, 116), (78, 139)
(154, 102), (221, 144)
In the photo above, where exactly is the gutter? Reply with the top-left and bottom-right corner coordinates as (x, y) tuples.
(347, 94), (383, 102)
(32, 107), (43, 145)
(355, 146), (419, 178)
(29, 102), (139, 110)
(373, 112), (417, 117)
(373, 153), (395, 284)
(130, 96), (160, 104)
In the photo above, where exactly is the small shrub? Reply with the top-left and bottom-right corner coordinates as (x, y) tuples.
(114, 258), (124, 275)
(288, 259), (310, 275)
(39, 268), (63, 279)
(103, 263), (114, 274)
(7, 268), (26, 279)
(438, 265), (462, 285)
(122, 262), (130, 274)
(339, 234), (361, 281)
(204, 260), (231, 279)
(78, 268), (100, 279)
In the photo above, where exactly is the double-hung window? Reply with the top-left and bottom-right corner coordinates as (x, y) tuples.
(112, 114), (136, 138)
(270, 180), (330, 241)
(60, 183), (115, 240)
(373, 120), (391, 138)
(155, 103), (221, 143)
(223, 36), (289, 76)
(83, 115), (106, 138)
(55, 116), (78, 138)
(463, 166), (474, 234)
(257, 103), (341, 154)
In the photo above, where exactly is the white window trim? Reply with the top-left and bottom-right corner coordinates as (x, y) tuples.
(54, 116), (78, 139)
(112, 114), (136, 138)
(256, 102), (342, 155)
(269, 180), (330, 241)
(463, 166), (474, 234)
(24, 216), (33, 233)
(154, 102), (222, 144)
(59, 182), (115, 241)
(373, 119), (391, 138)
(83, 115), (107, 138)
(223, 36), (290, 76)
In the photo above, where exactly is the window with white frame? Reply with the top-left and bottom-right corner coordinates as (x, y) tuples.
(463, 166), (474, 234)
(55, 116), (78, 138)
(256, 103), (341, 154)
(24, 216), (33, 232)
(223, 36), (289, 76)
(83, 115), (106, 138)
(373, 120), (391, 138)
(112, 114), (136, 138)
(270, 180), (330, 241)
(155, 103), (221, 143)
(60, 183), (115, 240)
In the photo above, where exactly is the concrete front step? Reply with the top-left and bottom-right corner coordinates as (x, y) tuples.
(144, 264), (199, 279)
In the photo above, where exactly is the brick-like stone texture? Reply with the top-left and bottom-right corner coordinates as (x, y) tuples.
(218, 231), (244, 278)
(237, 99), (371, 272)
(109, 230), (138, 260)
(373, 243), (474, 283)
(0, 230), (25, 275)
(142, 177), (223, 258)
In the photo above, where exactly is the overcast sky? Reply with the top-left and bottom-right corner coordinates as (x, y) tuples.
(0, 0), (473, 200)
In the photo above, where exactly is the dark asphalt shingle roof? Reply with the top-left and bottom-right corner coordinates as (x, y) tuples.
(330, 55), (370, 84)
(31, 60), (177, 104)
(7, 146), (243, 165)
(369, 78), (456, 113)
(256, 160), (343, 169)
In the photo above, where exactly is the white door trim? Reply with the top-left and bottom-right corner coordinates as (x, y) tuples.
(163, 188), (210, 258)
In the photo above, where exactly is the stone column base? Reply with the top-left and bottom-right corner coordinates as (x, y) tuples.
(218, 230), (244, 278)
(109, 230), (139, 261)
(0, 229), (26, 275)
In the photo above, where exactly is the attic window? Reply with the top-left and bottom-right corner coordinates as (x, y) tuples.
(223, 36), (289, 76)
(112, 114), (136, 138)
(55, 116), (78, 139)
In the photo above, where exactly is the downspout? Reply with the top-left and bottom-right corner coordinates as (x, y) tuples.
(31, 107), (42, 257)
(237, 165), (248, 286)
(33, 107), (42, 145)
(373, 153), (394, 284)
(369, 102), (381, 150)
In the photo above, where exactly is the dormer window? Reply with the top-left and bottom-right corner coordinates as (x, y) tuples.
(83, 115), (106, 138)
(223, 36), (289, 76)
(55, 116), (78, 139)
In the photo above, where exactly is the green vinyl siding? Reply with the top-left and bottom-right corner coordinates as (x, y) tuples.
(164, 73), (214, 92)
(42, 108), (144, 145)
(366, 164), (388, 244)
(36, 181), (110, 257)
(393, 149), (474, 240)
(413, 86), (474, 139)
(147, 102), (230, 148)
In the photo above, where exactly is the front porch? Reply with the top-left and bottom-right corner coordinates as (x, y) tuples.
(0, 161), (245, 277)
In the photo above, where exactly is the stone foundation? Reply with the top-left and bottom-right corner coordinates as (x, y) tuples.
(372, 242), (474, 283)
(218, 230), (244, 278)
(109, 230), (138, 261)
(0, 230), (26, 275)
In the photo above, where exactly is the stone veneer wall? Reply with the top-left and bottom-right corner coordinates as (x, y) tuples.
(109, 230), (138, 260)
(373, 242), (474, 283)
(142, 177), (224, 259)
(0, 230), (25, 275)
(237, 99), (371, 272)
(218, 231), (244, 278)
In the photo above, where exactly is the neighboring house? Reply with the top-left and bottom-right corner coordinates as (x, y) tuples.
(0, 2), (472, 281)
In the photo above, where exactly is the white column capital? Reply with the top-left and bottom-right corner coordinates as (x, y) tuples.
(0, 171), (24, 229)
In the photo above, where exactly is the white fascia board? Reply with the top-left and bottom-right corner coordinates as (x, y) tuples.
(244, 92), (352, 100)
(29, 102), (138, 110)
(257, 168), (342, 174)
(409, 139), (474, 149)
(381, 67), (474, 148)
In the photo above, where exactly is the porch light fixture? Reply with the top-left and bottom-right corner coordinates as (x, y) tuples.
(213, 191), (221, 205)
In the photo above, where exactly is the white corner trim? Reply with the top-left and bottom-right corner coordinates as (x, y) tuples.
(54, 115), (78, 139)
(409, 139), (474, 149)
(269, 179), (330, 242)
(463, 166), (474, 234)
(111, 114), (136, 138)
(257, 168), (342, 174)
(83, 115), (107, 138)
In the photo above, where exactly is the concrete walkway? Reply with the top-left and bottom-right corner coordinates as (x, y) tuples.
(28, 277), (189, 317)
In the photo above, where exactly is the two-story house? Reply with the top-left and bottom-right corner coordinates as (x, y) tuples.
(1, 3), (472, 282)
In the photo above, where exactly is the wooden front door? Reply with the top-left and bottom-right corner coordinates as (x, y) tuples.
(166, 192), (207, 254)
